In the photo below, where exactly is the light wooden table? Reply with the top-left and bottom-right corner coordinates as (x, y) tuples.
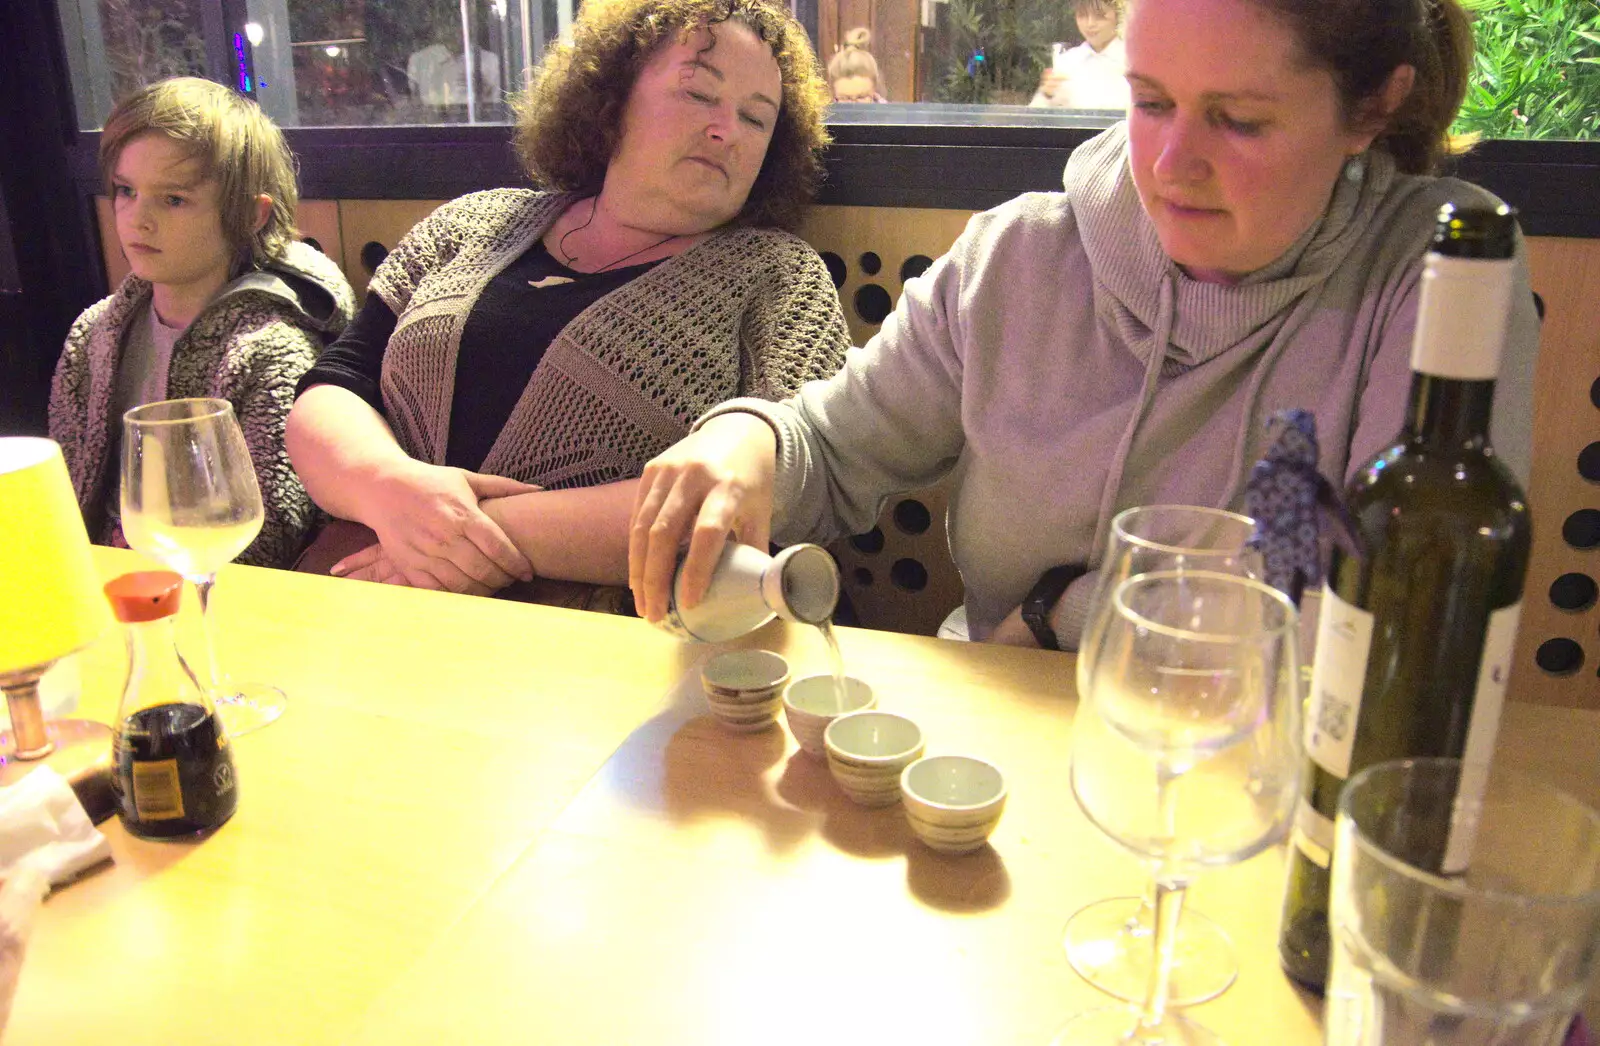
(8, 547), (1597, 1045)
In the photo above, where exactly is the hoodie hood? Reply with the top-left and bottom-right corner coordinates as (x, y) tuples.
(1063, 122), (1399, 557)
(1066, 122), (1397, 369)
(216, 239), (356, 335)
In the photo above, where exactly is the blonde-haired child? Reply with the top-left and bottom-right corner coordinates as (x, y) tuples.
(828, 27), (887, 102)
(50, 77), (354, 567)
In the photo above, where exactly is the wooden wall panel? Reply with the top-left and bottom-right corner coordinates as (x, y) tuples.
(335, 199), (446, 299)
(797, 205), (975, 635)
(294, 200), (343, 270)
(796, 204), (973, 346)
(1515, 237), (1600, 708)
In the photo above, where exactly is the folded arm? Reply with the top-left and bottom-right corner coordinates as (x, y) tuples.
(285, 383), (535, 593)
(478, 481), (637, 587)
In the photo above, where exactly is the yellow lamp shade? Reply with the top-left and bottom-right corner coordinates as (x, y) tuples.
(0, 438), (112, 672)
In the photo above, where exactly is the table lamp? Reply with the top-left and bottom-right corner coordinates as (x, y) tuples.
(0, 437), (114, 787)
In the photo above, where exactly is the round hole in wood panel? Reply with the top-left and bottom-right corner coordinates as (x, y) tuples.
(820, 251), (846, 289)
(1580, 442), (1600, 483)
(854, 284), (893, 325)
(1592, 375), (1600, 411)
(859, 251), (881, 276)
(852, 567), (873, 588)
(890, 557), (929, 592)
(1535, 637), (1585, 677)
(1551, 573), (1599, 612)
(849, 528), (885, 555)
(1564, 509), (1600, 550)
(892, 498), (932, 535)
(360, 240), (390, 274)
(900, 255), (933, 283)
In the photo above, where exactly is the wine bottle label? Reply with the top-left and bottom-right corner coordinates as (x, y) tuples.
(1441, 601), (1522, 874)
(1292, 798), (1335, 870)
(131, 758), (185, 821)
(1305, 585), (1375, 781)
(1412, 254), (1515, 380)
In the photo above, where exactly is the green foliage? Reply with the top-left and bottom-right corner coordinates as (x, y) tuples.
(1455, 0), (1600, 140)
(929, 0), (1074, 104)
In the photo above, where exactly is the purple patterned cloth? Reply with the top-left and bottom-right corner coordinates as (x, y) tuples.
(1243, 410), (1358, 608)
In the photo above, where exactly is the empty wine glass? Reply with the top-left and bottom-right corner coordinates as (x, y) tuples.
(122, 398), (284, 736)
(1054, 570), (1301, 1045)
(1067, 506), (1262, 1006)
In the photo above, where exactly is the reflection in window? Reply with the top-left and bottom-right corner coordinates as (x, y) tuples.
(58, 0), (214, 129)
(50, 0), (1600, 137)
(249, 0), (546, 126)
(917, 0), (1107, 105)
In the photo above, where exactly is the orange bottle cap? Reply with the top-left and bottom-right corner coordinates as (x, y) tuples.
(104, 572), (184, 622)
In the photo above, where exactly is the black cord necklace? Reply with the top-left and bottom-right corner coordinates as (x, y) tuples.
(557, 196), (679, 274)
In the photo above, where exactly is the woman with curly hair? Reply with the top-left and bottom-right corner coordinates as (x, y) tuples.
(286, 0), (849, 609)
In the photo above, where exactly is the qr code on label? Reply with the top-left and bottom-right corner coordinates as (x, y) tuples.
(1315, 690), (1352, 744)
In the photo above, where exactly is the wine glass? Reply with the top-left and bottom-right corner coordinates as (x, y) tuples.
(1067, 506), (1261, 1006)
(1054, 570), (1300, 1045)
(121, 398), (285, 736)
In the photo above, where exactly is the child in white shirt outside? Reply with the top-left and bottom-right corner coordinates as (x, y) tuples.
(1031, 0), (1130, 110)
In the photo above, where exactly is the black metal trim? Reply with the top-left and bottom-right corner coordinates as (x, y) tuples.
(61, 114), (1600, 237)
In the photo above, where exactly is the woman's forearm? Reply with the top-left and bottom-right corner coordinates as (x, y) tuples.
(480, 481), (637, 586)
(284, 384), (414, 525)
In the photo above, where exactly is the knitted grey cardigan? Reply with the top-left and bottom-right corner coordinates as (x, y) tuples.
(49, 241), (355, 568)
(367, 189), (852, 487)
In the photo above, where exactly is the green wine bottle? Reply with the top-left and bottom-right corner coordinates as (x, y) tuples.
(1277, 203), (1533, 991)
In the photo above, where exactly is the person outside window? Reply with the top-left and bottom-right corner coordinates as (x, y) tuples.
(1031, 0), (1131, 111)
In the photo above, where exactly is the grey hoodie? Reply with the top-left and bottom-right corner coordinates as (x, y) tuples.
(705, 124), (1539, 646)
(49, 240), (355, 569)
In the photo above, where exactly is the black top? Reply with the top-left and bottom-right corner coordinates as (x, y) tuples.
(298, 239), (660, 472)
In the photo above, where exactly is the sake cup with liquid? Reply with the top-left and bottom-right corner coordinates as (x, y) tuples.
(823, 711), (924, 807)
(782, 674), (874, 756)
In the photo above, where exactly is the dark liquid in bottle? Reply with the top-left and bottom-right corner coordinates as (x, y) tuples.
(114, 703), (238, 838)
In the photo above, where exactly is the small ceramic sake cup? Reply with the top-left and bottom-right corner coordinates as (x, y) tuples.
(900, 755), (1007, 854)
(823, 711), (924, 807)
(782, 674), (875, 756)
(701, 649), (790, 733)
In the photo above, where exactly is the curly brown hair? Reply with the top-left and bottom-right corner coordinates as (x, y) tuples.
(513, 0), (831, 232)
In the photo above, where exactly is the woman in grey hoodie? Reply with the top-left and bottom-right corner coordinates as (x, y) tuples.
(49, 78), (355, 570)
(629, 0), (1540, 650)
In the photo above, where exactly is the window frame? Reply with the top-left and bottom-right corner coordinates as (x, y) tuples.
(41, 0), (1600, 237)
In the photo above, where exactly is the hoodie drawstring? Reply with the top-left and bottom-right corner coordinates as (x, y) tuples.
(1089, 270), (1176, 563)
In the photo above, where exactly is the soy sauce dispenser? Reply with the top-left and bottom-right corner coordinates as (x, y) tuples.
(106, 572), (237, 838)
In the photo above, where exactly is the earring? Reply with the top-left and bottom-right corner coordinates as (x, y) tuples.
(1343, 152), (1367, 183)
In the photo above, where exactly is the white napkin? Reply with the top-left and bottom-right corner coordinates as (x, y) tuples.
(0, 766), (113, 890)
(0, 864), (47, 1037)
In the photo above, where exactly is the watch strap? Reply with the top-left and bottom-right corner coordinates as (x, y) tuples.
(1022, 564), (1087, 651)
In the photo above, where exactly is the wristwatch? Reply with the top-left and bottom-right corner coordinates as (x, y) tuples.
(1022, 564), (1087, 651)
